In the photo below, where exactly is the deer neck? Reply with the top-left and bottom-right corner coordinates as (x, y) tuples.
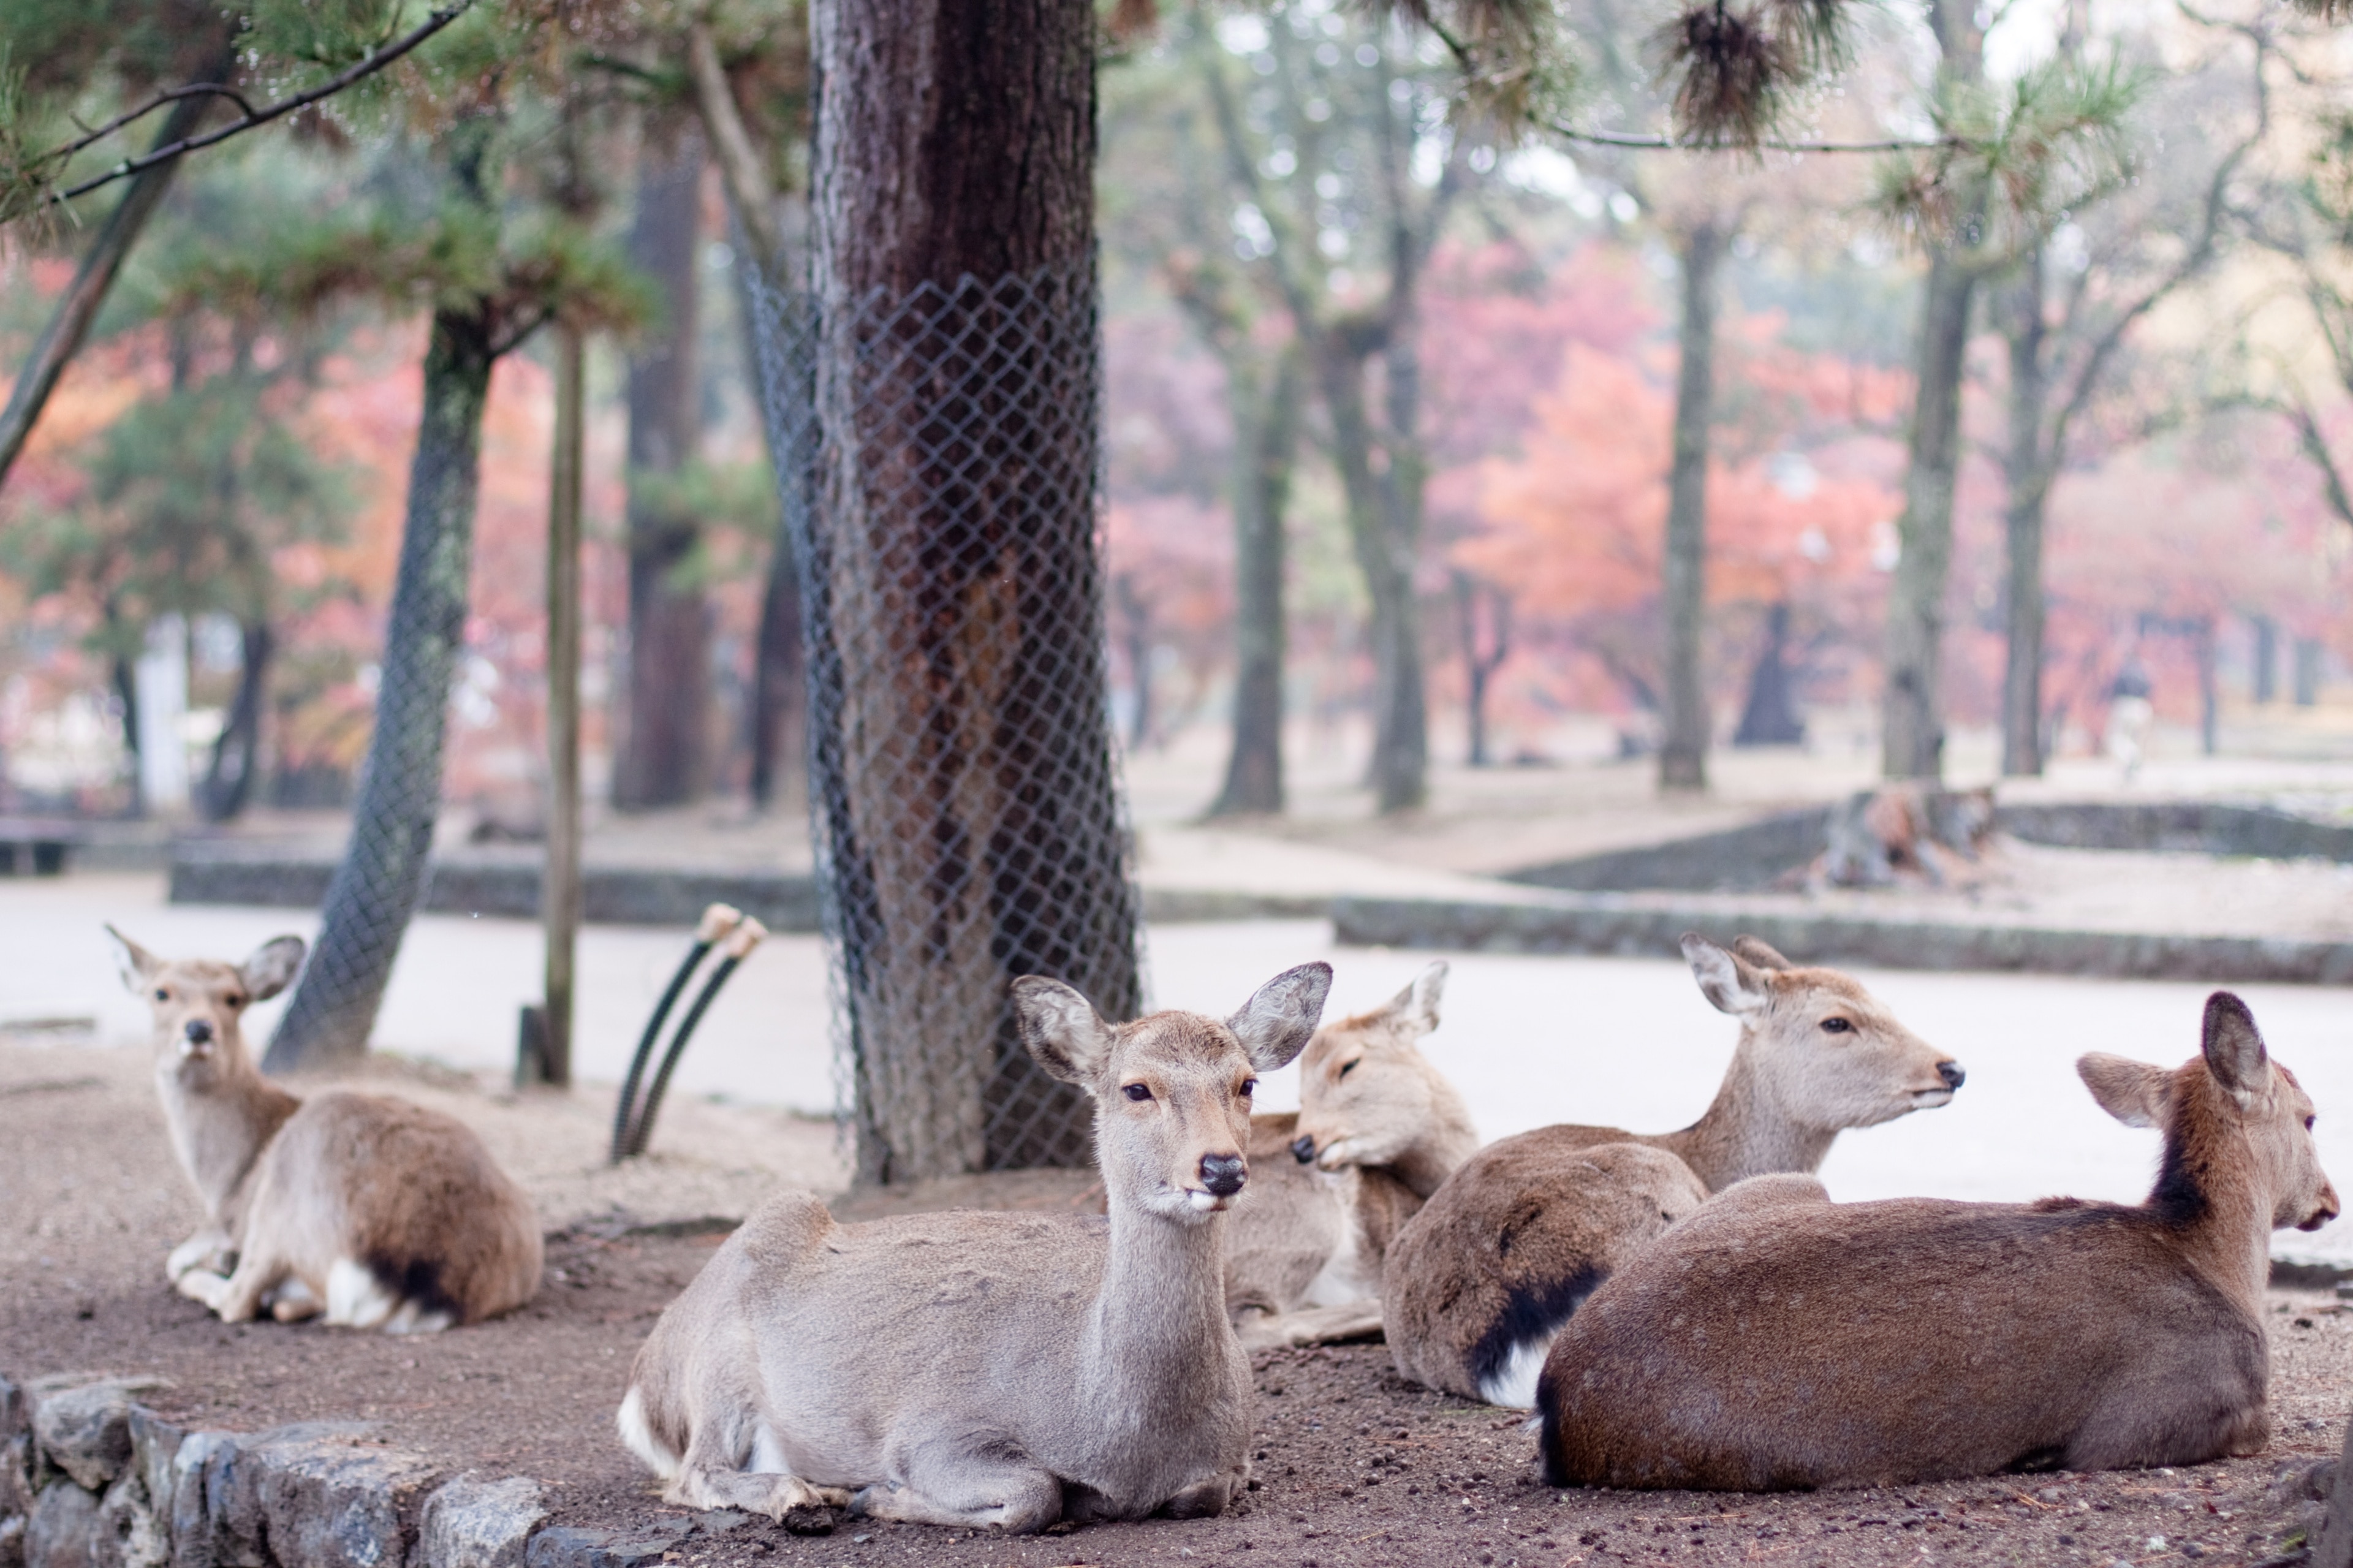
(1083, 1200), (1235, 1407)
(1664, 1048), (1838, 1192)
(156, 1047), (300, 1228)
(1387, 1083), (1480, 1199)
(2151, 1114), (2274, 1317)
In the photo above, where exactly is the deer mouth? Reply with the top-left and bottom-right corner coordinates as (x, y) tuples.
(1908, 1086), (1955, 1108)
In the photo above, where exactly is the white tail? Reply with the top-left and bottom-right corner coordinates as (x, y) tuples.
(1385, 933), (1961, 1405)
(108, 926), (541, 1331)
(618, 963), (1332, 1532)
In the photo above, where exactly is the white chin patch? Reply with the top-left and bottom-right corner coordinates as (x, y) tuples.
(1911, 1089), (1954, 1108)
(1186, 1189), (1226, 1214)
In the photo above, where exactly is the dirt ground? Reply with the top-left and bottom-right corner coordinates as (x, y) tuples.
(6, 1039), (2350, 1568)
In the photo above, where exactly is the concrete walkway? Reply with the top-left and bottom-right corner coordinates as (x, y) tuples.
(9, 875), (2350, 1265)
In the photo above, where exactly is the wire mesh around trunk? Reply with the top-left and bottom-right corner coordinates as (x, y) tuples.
(746, 251), (1142, 1184)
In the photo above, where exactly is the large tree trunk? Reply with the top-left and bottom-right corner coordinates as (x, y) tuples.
(0, 42), (234, 489)
(1733, 602), (1805, 745)
(613, 131), (713, 809)
(1318, 336), (1427, 813)
(1999, 245), (2050, 778)
(267, 305), (494, 1069)
(811, 0), (1137, 1181)
(1659, 218), (1724, 793)
(1208, 347), (1300, 817)
(195, 622), (271, 822)
(1882, 251), (1975, 781)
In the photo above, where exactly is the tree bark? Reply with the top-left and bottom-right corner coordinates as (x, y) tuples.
(1453, 570), (1511, 767)
(537, 324), (586, 1089)
(267, 304), (494, 1069)
(812, 0), (1136, 1181)
(1318, 332), (1427, 813)
(2253, 615), (2278, 704)
(613, 130), (712, 809)
(1998, 246), (2050, 778)
(1733, 602), (1805, 745)
(195, 622), (270, 822)
(0, 44), (238, 490)
(1882, 250), (1976, 781)
(1208, 346), (1300, 817)
(1659, 218), (1724, 793)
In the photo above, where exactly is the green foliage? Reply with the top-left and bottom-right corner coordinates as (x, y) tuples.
(1874, 49), (2145, 260)
(0, 375), (357, 656)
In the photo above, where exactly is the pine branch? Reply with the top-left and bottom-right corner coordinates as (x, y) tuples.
(7, 1), (476, 222)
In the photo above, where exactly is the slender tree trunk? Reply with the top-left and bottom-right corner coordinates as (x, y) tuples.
(537, 324), (586, 1089)
(613, 130), (712, 809)
(1453, 570), (1511, 767)
(748, 525), (805, 809)
(813, 0), (1136, 1181)
(1733, 602), (1805, 744)
(196, 623), (271, 822)
(0, 45), (233, 488)
(1115, 573), (1154, 749)
(1317, 336), (1427, 812)
(1998, 246), (2051, 778)
(1208, 346), (1300, 817)
(267, 305), (495, 1069)
(109, 635), (143, 819)
(1882, 250), (1976, 781)
(2253, 615), (2278, 704)
(1659, 218), (1724, 793)
(2196, 615), (2219, 756)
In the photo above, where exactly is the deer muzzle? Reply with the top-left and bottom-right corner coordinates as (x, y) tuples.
(1200, 1153), (1247, 1199)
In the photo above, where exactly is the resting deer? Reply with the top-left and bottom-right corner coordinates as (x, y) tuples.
(1223, 962), (1477, 1348)
(617, 963), (1332, 1532)
(1385, 933), (1961, 1407)
(1539, 990), (2339, 1490)
(109, 926), (542, 1332)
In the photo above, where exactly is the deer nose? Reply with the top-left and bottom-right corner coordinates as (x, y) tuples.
(1200, 1153), (1246, 1197)
(1290, 1135), (1316, 1165)
(1938, 1061), (1965, 1090)
(184, 1019), (214, 1046)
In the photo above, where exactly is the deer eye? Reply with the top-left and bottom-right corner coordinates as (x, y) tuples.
(2308, 1116), (2318, 1132)
(1240, 1078), (1258, 1097)
(1338, 1059), (1360, 1078)
(1123, 1083), (1153, 1102)
(153, 988), (169, 1002)
(1820, 1018), (1854, 1034)
(224, 994), (245, 1009)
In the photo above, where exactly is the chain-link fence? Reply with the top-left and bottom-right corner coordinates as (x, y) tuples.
(748, 251), (1143, 1186)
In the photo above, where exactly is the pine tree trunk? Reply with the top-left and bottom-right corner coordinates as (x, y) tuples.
(1733, 602), (1805, 745)
(613, 131), (712, 809)
(1882, 251), (1975, 781)
(811, 0), (1135, 1181)
(0, 40), (233, 487)
(1208, 347), (1299, 817)
(1999, 247), (2050, 778)
(1659, 219), (1723, 793)
(267, 306), (494, 1069)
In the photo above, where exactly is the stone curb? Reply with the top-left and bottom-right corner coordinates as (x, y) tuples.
(1330, 893), (2353, 987)
(0, 1373), (588, 1568)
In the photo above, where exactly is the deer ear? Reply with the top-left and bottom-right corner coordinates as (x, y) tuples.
(1229, 962), (1333, 1072)
(1014, 977), (1117, 1086)
(239, 936), (307, 1001)
(105, 925), (162, 994)
(2200, 991), (2269, 1109)
(1730, 936), (1794, 971)
(1374, 961), (1447, 1039)
(1683, 933), (1770, 1016)
(2077, 1052), (2170, 1129)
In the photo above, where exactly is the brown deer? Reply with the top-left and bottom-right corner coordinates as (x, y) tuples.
(1385, 933), (1961, 1407)
(617, 963), (1331, 1531)
(109, 926), (542, 1331)
(1538, 990), (2338, 1490)
(1223, 961), (1477, 1347)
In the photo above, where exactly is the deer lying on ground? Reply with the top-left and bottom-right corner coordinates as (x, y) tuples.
(1222, 962), (1477, 1348)
(1539, 990), (2338, 1490)
(1384, 933), (1962, 1408)
(109, 926), (542, 1332)
(618, 963), (1332, 1531)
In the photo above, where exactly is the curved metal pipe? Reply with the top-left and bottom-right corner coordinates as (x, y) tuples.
(626, 916), (767, 1159)
(610, 903), (743, 1164)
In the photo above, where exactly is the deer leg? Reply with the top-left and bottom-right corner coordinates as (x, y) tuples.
(167, 1229), (236, 1284)
(662, 1420), (849, 1518)
(268, 1276), (322, 1323)
(1158, 1466), (1246, 1520)
(850, 1433), (1063, 1533)
(200, 1248), (290, 1324)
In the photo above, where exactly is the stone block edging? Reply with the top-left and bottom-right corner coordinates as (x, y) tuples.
(1, 1372), (553, 1568)
(1331, 894), (2353, 986)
